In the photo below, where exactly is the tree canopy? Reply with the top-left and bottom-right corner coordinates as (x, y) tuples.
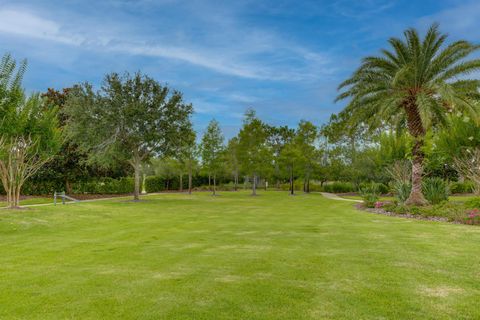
(64, 71), (193, 200)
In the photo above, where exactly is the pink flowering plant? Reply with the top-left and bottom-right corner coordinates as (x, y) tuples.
(375, 201), (384, 209)
(465, 208), (480, 225)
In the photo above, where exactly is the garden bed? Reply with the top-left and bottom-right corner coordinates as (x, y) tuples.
(356, 200), (480, 225)
(355, 203), (451, 223)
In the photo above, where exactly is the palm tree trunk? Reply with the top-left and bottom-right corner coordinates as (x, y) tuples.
(405, 104), (428, 206)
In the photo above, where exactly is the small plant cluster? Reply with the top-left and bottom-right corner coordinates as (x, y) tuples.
(360, 183), (380, 208)
(374, 201), (385, 208)
(422, 177), (449, 204)
(391, 177), (449, 205)
(465, 208), (480, 225)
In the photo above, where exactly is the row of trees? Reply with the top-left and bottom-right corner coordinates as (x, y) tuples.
(197, 110), (322, 196)
(1, 24), (480, 207)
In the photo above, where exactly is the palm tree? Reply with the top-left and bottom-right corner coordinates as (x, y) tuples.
(336, 24), (480, 205)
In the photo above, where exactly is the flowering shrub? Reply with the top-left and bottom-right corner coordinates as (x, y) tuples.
(375, 201), (384, 208)
(465, 208), (480, 225)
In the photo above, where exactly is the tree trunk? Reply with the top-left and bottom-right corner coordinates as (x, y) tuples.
(264, 179), (267, 191)
(252, 174), (257, 195)
(65, 179), (72, 194)
(405, 138), (428, 205)
(179, 174), (183, 192)
(133, 157), (141, 201)
(208, 174), (211, 189)
(15, 183), (21, 207)
(290, 165), (294, 195)
(6, 181), (12, 208)
(405, 103), (428, 206)
(305, 173), (310, 193)
(188, 165), (192, 195)
(234, 171), (238, 191)
(213, 174), (216, 195)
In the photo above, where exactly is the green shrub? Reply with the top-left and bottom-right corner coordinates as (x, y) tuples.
(422, 177), (449, 205)
(392, 181), (411, 204)
(21, 179), (65, 195)
(358, 182), (389, 195)
(145, 176), (166, 193)
(323, 181), (355, 193)
(465, 197), (480, 209)
(72, 177), (134, 194)
(420, 202), (467, 222)
(449, 181), (475, 194)
(360, 183), (380, 208)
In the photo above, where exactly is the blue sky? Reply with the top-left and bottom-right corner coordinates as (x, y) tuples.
(0, 0), (479, 138)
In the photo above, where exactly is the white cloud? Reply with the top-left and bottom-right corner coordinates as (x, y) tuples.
(0, 9), (81, 45)
(417, 1), (480, 36)
(0, 6), (331, 81)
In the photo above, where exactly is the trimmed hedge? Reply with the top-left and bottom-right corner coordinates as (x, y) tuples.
(145, 175), (210, 193)
(323, 181), (355, 193)
(16, 180), (65, 195)
(72, 177), (135, 194)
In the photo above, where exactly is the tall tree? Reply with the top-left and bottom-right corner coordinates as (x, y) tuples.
(237, 109), (271, 195)
(279, 138), (301, 195)
(37, 87), (89, 194)
(65, 72), (193, 201)
(225, 137), (241, 191)
(0, 54), (62, 208)
(267, 125), (295, 189)
(295, 120), (318, 193)
(336, 24), (480, 205)
(174, 116), (196, 193)
(200, 119), (224, 195)
(177, 129), (198, 194)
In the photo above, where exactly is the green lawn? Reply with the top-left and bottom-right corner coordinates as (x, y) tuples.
(0, 197), (53, 207)
(1, 192), (479, 319)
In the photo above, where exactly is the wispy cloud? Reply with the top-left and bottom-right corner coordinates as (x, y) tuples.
(330, 0), (395, 19)
(0, 6), (331, 81)
(417, 1), (480, 37)
(0, 9), (80, 45)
